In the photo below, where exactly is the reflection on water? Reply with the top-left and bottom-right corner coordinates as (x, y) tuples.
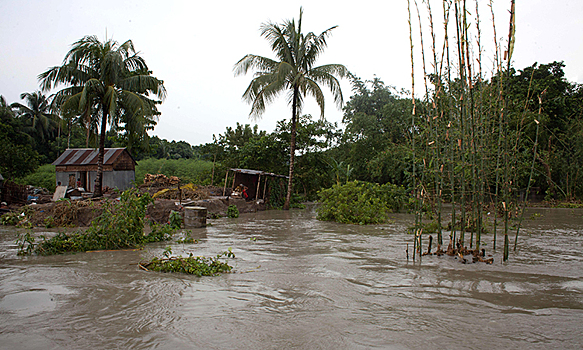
(1, 205), (582, 349)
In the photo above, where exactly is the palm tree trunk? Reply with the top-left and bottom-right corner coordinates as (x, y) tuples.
(67, 118), (72, 148)
(94, 106), (107, 197)
(283, 88), (299, 210)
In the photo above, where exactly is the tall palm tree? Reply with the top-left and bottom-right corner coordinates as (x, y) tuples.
(39, 35), (166, 196)
(11, 91), (59, 143)
(234, 8), (348, 209)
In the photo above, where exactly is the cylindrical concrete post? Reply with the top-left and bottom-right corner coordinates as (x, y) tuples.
(183, 206), (207, 228)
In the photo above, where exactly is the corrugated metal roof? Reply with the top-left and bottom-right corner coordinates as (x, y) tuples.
(230, 168), (288, 178)
(52, 148), (135, 166)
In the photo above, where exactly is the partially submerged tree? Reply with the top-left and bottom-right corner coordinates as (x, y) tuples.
(39, 35), (166, 196)
(234, 7), (348, 209)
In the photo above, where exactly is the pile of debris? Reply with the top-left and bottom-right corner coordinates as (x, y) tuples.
(143, 173), (181, 186)
(152, 183), (210, 201)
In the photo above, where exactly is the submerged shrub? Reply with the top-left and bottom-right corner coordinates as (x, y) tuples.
(316, 180), (408, 225)
(140, 247), (235, 276)
(227, 205), (239, 218)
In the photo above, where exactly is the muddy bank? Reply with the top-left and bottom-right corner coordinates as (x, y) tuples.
(21, 196), (266, 228)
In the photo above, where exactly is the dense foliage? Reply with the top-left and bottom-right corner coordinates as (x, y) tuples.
(316, 181), (408, 225)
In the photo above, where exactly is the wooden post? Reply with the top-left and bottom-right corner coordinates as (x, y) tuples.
(231, 172), (237, 193)
(255, 175), (261, 201)
(222, 169), (229, 196)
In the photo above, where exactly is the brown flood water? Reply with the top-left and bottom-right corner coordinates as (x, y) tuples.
(1, 205), (582, 349)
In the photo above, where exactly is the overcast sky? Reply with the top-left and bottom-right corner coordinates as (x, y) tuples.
(2, 0), (582, 146)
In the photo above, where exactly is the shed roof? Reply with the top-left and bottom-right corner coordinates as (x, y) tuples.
(52, 148), (136, 167)
(230, 168), (288, 178)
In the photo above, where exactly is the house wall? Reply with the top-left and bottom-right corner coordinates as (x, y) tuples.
(56, 170), (135, 192)
(102, 170), (135, 191)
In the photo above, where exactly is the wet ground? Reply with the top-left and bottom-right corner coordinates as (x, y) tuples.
(1, 205), (582, 349)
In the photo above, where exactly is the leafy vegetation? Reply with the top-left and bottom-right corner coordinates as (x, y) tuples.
(1, 207), (34, 227)
(227, 205), (239, 218)
(316, 181), (408, 225)
(168, 210), (183, 229)
(140, 247), (235, 276)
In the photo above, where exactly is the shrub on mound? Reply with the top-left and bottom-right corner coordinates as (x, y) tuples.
(316, 181), (408, 225)
(18, 189), (176, 255)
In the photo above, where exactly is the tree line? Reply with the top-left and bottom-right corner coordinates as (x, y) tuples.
(2, 6), (582, 207)
(3, 59), (582, 202)
(199, 60), (583, 203)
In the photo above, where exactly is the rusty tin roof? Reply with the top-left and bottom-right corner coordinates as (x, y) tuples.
(52, 148), (136, 166)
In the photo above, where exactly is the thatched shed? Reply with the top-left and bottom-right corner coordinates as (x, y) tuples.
(52, 148), (136, 192)
(222, 168), (288, 201)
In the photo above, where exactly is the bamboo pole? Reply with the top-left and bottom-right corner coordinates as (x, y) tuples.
(514, 89), (544, 250)
(407, 0), (420, 261)
(503, 0), (516, 262)
(222, 169), (229, 196)
(489, 0), (501, 251)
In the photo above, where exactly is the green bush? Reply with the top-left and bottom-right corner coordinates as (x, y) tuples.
(316, 180), (408, 225)
(227, 205), (239, 218)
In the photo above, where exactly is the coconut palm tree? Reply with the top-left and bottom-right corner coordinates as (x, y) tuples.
(39, 35), (166, 197)
(11, 91), (59, 143)
(234, 8), (348, 209)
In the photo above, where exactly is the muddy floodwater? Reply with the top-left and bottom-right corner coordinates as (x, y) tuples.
(1, 205), (582, 349)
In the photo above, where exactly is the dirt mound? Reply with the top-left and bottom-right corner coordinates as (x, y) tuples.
(26, 199), (102, 227)
(146, 199), (180, 224)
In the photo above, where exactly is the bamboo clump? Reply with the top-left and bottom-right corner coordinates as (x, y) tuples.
(407, 0), (532, 263)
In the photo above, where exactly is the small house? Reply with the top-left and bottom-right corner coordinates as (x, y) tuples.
(52, 148), (137, 192)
